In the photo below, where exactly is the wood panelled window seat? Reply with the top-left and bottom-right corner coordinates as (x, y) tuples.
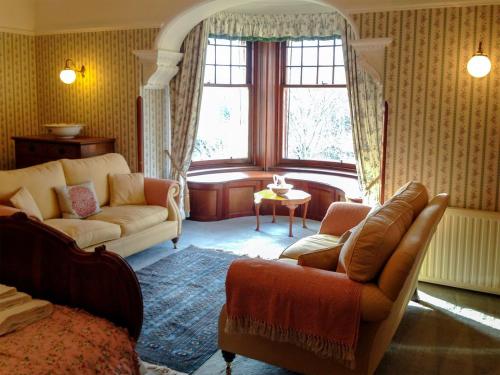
(187, 170), (361, 222)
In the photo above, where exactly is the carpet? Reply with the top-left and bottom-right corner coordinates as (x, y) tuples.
(135, 246), (242, 374)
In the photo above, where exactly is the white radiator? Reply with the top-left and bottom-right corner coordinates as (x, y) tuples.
(419, 207), (500, 295)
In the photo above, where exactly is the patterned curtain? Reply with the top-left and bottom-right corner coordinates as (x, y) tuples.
(208, 12), (345, 41)
(343, 23), (384, 204)
(168, 21), (209, 218)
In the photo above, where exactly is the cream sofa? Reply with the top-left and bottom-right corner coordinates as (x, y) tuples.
(0, 153), (181, 257)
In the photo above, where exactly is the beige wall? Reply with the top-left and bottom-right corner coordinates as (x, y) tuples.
(0, 32), (38, 170)
(353, 5), (500, 211)
(1, 3), (498, 212)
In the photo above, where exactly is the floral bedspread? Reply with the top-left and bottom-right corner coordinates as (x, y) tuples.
(0, 305), (140, 375)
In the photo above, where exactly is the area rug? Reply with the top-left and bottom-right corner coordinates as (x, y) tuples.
(135, 246), (242, 374)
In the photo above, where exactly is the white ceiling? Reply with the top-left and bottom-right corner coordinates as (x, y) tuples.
(3, 0), (500, 34)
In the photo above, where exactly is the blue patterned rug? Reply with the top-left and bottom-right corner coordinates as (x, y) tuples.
(135, 246), (241, 374)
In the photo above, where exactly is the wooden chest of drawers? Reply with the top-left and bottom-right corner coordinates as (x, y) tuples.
(12, 135), (115, 168)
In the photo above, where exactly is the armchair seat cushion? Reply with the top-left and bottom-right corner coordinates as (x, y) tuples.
(280, 234), (340, 260)
(45, 219), (121, 249)
(87, 205), (168, 236)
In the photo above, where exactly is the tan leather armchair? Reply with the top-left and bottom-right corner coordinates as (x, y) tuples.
(218, 183), (449, 375)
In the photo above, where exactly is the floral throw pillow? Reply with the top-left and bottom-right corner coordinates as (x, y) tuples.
(55, 181), (101, 219)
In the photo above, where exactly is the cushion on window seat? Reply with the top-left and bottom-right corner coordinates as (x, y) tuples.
(279, 233), (341, 260)
(45, 219), (121, 249)
(87, 205), (168, 236)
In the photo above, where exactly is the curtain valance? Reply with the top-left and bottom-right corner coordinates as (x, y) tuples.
(208, 12), (347, 41)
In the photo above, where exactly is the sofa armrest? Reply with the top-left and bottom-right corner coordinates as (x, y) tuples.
(0, 205), (21, 217)
(319, 202), (372, 236)
(144, 178), (182, 235)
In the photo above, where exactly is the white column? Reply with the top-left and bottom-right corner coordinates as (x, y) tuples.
(349, 38), (392, 82)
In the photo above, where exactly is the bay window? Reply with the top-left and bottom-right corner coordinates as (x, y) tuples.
(280, 38), (355, 169)
(192, 37), (253, 164)
(192, 36), (355, 174)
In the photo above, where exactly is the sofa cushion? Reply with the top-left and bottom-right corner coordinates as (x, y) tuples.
(280, 234), (341, 260)
(45, 219), (121, 249)
(388, 181), (428, 219)
(109, 173), (146, 207)
(0, 161), (66, 220)
(87, 205), (168, 236)
(61, 154), (130, 207)
(297, 244), (343, 271)
(337, 200), (414, 282)
(55, 181), (101, 219)
(9, 187), (44, 222)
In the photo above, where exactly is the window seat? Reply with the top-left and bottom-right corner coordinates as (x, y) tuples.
(187, 170), (361, 221)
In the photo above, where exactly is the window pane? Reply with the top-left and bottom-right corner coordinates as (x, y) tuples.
(302, 39), (318, 47)
(289, 40), (302, 47)
(318, 67), (333, 85)
(282, 87), (354, 163)
(231, 39), (246, 46)
(231, 46), (246, 66)
(319, 39), (334, 46)
(334, 66), (346, 85)
(287, 67), (301, 84)
(216, 66), (230, 84)
(334, 46), (344, 65)
(217, 45), (231, 65)
(231, 66), (246, 84)
(204, 65), (215, 84)
(318, 47), (333, 66)
(302, 67), (317, 84)
(206, 45), (215, 64)
(193, 87), (249, 161)
(302, 47), (318, 66)
(217, 38), (231, 45)
(287, 47), (301, 66)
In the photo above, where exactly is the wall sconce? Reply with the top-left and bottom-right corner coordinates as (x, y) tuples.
(59, 59), (85, 84)
(467, 42), (492, 78)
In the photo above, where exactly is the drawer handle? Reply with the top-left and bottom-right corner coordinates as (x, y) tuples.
(58, 148), (66, 155)
(28, 144), (35, 152)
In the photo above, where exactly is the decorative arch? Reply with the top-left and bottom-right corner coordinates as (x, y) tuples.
(134, 0), (392, 89)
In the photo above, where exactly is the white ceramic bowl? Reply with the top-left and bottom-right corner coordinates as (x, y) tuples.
(44, 123), (85, 138)
(267, 183), (293, 196)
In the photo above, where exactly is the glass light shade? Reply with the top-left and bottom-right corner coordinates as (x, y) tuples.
(60, 68), (77, 84)
(467, 54), (492, 78)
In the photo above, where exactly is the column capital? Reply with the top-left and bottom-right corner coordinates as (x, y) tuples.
(134, 49), (184, 89)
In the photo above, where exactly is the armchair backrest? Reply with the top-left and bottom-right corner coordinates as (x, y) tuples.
(377, 193), (449, 300)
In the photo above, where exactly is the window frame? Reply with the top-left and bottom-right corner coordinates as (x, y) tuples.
(276, 40), (357, 173)
(190, 38), (256, 169)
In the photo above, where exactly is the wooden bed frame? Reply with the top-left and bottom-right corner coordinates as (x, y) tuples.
(0, 213), (143, 340)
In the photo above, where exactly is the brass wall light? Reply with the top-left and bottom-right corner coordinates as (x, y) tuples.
(59, 59), (85, 84)
(467, 42), (492, 78)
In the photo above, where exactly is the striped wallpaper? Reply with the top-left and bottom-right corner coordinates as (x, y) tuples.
(36, 29), (158, 171)
(0, 33), (38, 170)
(352, 5), (500, 211)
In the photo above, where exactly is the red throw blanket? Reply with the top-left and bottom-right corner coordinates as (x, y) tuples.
(225, 258), (363, 369)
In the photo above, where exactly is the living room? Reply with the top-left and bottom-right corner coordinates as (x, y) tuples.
(0, 0), (499, 374)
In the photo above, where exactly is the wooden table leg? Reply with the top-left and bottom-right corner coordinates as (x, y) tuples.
(287, 204), (298, 237)
(255, 203), (260, 231)
(302, 201), (309, 229)
(272, 202), (276, 223)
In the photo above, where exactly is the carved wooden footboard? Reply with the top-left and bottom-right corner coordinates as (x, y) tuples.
(0, 213), (143, 340)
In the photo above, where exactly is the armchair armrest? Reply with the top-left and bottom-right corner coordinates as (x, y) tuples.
(144, 178), (182, 235)
(319, 202), (372, 236)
